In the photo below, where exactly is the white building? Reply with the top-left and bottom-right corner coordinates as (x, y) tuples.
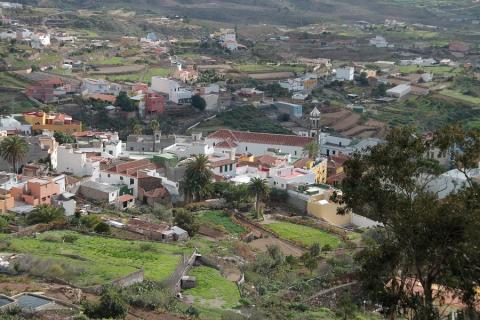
(320, 133), (383, 157)
(31, 33), (50, 49)
(56, 145), (100, 179)
(369, 35), (390, 48)
(151, 77), (192, 104)
(0, 30), (16, 40)
(335, 67), (354, 81)
(206, 129), (314, 160)
(386, 84), (411, 99)
(269, 166), (316, 190)
(163, 141), (214, 158)
(399, 57), (437, 67)
(0, 116), (30, 134)
(279, 78), (304, 92)
(426, 168), (480, 199)
(82, 79), (121, 96)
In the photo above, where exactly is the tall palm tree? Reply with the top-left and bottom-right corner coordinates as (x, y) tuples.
(248, 177), (270, 220)
(0, 136), (28, 173)
(132, 123), (143, 135)
(149, 119), (160, 152)
(303, 141), (320, 159)
(184, 154), (213, 202)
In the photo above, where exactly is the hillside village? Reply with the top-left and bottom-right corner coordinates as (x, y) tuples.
(0, 1), (479, 319)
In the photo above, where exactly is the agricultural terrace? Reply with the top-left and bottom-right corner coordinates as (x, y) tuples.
(0, 231), (191, 287)
(234, 63), (306, 73)
(184, 266), (241, 310)
(197, 211), (246, 236)
(264, 221), (342, 248)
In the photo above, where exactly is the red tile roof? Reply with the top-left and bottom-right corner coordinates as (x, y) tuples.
(293, 157), (311, 169)
(208, 129), (313, 147)
(210, 158), (236, 168)
(105, 159), (156, 177)
(215, 139), (238, 148)
(256, 154), (279, 167)
(118, 194), (135, 202)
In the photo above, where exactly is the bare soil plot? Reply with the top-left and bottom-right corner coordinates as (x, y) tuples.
(248, 71), (295, 80)
(249, 237), (304, 257)
(88, 65), (145, 75)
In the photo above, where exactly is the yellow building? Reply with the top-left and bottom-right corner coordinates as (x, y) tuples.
(307, 192), (352, 226)
(23, 111), (82, 133)
(294, 158), (327, 184)
(303, 78), (318, 90)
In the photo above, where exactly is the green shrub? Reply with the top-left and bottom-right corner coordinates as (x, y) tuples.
(84, 286), (128, 319)
(94, 222), (111, 234)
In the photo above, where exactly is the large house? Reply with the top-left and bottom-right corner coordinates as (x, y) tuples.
(99, 159), (158, 197)
(56, 145), (101, 179)
(22, 111), (82, 133)
(206, 129), (314, 160)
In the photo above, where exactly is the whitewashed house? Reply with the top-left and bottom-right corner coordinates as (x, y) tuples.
(56, 145), (100, 179)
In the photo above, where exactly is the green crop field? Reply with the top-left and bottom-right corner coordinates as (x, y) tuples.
(398, 65), (461, 75)
(264, 221), (342, 248)
(0, 231), (190, 287)
(198, 211), (246, 235)
(234, 64), (305, 73)
(184, 266), (241, 309)
(105, 66), (172, 83)
(439, 89), (480, 106)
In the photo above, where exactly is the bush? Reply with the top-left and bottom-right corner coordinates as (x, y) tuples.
(322, 244), (332, 252)
(185, 305), (200, 318)
(80, 215), (101, 229)
(84, 286), (128, 319)
(174, 209), (199, 236)
(122, 282), (177, 311)
(93, 222), (111, 234)
(63, 234), (79, 243)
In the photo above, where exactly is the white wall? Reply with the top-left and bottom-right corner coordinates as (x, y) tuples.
(98, 171), (138, 197)
(57, 146), (100, 179)
(207, 138), (304, 159)
(351, 213), (382, 228)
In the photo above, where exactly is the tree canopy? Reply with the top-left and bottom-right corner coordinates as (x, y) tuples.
(341, 126), (480, 319)
(191, 94), (206, 111)
(0, 135), (28, 173)
(115, 91), (135, 112)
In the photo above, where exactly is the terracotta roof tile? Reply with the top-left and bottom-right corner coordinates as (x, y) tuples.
(208, 129), (313, 147)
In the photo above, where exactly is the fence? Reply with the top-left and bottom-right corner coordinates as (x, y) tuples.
(163, 249), (199, 293)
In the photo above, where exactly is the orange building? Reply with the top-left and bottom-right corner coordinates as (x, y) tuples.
(10, 178), (60, 206)
(23, 111), (82, 133)
(0, 188), (14, 214)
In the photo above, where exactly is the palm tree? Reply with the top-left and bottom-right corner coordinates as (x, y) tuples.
(303, 141), (320, 159)
(184, 154), (213, 202)
(149, 119), (160, 152)
(248, 177), (270, 220)
(132, 123), (143, 135)
(0, 136), (28, 173)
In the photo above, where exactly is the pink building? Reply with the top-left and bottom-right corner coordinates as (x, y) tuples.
(11, 178), (60, 206)
(145, 92), (165, 115)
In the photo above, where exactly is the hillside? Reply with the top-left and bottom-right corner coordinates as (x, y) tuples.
(19, 0), (480, 27)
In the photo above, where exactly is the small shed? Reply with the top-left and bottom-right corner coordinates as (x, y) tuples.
(181, 276), (196, 289)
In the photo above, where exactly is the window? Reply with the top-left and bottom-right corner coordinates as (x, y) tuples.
(229, 164), (233, 171)
(109, 151), (113, 155)
(294, 151), (297, 156)
(120, 176), (123, 181)
(130, 178), (134, 185)
(224, 165), (228, 172)
(245, 146), (248, 151)
(220, 166), (223, 173)
(130, 147), (133, 151)
(332, 150), (336, 155)
(108, 174), (110, 178)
